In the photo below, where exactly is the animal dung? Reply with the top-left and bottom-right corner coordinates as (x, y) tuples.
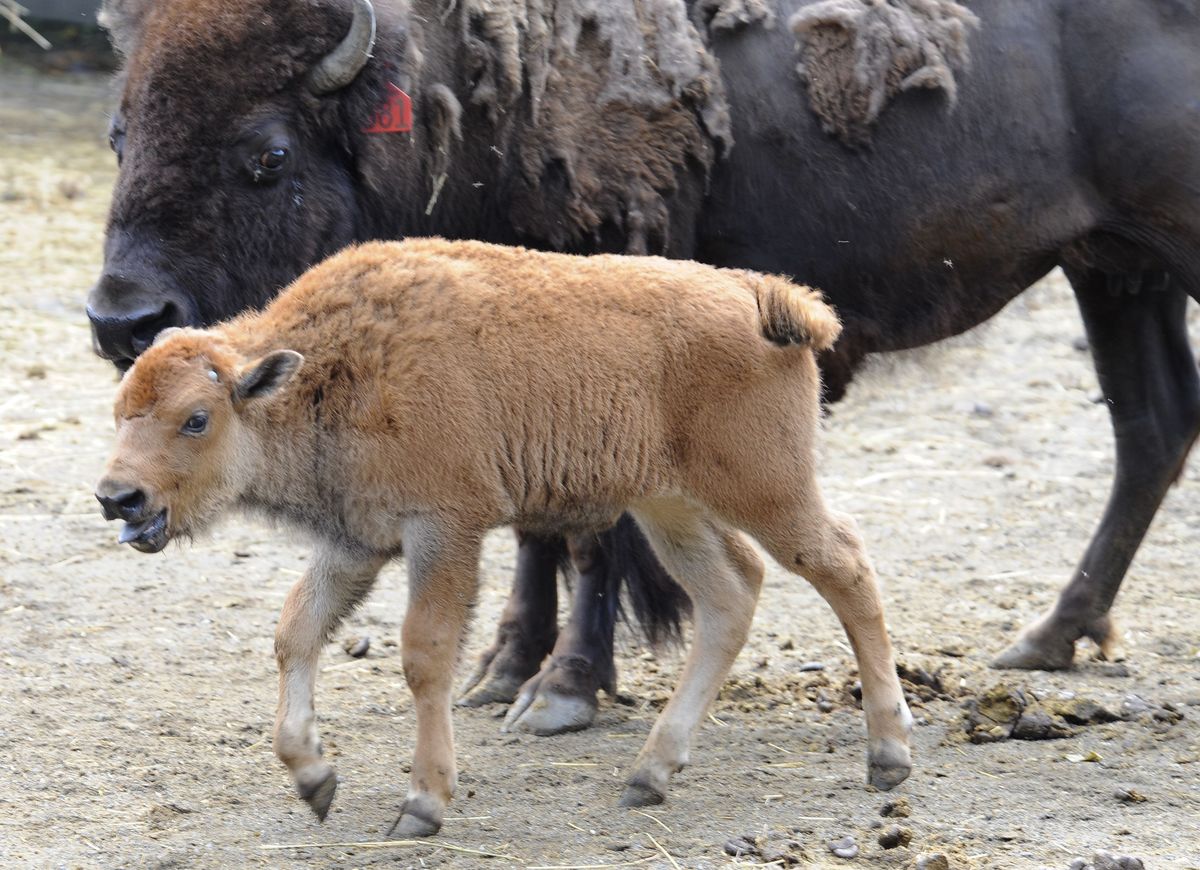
(961, 684), (1129, 743)
(877, 824), (913, 849)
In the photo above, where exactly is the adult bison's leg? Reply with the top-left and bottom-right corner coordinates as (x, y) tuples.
(274, 543), (386, 821)
(502, 531), (620, 735)
(995, 272), (1200, 669)
(391, 520), (483, 838)
(502, 516), (688, 736)
(457, 530), (561, 707)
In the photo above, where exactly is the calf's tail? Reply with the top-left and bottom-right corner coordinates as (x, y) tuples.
(751, 273), (842, 351)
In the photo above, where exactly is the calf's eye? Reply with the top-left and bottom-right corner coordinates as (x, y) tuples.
(182, 412), (209, 436)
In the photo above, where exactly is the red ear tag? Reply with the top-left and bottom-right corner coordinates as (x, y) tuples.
(363, 83), (413, 134)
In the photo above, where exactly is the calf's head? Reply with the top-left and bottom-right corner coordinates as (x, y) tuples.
(96, 330), (303, 552)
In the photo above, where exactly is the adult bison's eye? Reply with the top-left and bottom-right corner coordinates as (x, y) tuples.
(260, 145), (288, 169)
(259, 147), (288, 171)
(240, 125), (293, 183)
(107, 121), (125, 165)
(249, 144), (289, 183)
(181, 411), (209, 436)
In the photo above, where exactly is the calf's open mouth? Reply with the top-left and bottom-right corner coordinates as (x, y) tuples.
(118, 509), (169, 553)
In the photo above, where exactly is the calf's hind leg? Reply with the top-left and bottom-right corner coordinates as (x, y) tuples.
(274, 542), (386, 820)
(756, 510), (913, 789)
(686, 364), (911, 787)
(620, 501), (763, 806)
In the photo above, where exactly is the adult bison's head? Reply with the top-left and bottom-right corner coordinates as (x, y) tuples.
(88, 0), (389, 368)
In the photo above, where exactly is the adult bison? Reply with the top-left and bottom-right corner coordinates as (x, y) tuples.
(89, 0), (1200, 736)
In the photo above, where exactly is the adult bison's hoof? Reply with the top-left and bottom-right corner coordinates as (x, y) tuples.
(297, 768), (338, 822)
(501, 655), (600, 735)
(456, 642), (544, 708)
(503, 689), (596, 736)
(456, 669), (525, 708)
(387, 798), (442, 839)
(992, 618), (1077, 671)
(992, 638), (1074, 670)
(618, 778), (666, 808)
(867, 740), (912, 791)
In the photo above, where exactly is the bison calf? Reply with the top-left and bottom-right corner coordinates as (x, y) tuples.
(96, 238), (912, 835)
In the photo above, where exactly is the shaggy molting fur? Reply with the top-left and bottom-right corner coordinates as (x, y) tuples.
(459, 0), (731, 253)
(691, 0), (775, 34)
(790, 0), (979, 146)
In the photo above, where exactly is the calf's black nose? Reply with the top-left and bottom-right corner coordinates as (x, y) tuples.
(96, 484), (147, 522)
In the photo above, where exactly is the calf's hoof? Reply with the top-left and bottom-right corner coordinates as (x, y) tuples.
(502, 656), (600, 736)
(296, 767), (339, 821)
(387, 797), (443, 839)
(868, 740), (912, 791)
(618, 777), (666, 808)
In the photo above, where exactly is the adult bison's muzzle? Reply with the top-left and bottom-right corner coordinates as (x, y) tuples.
(88, 272), (192, 368)
(95, 481), (170, 553)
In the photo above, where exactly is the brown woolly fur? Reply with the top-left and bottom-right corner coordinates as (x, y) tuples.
(692, 0), (775, 33)
(790, 0), (979, 146)
(98, 239), (912, 835)
(459, 0), (730, 253)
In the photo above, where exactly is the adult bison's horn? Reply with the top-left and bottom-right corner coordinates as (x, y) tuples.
(307, 0), (377, 95)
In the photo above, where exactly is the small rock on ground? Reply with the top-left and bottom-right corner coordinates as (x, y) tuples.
(1069, 853), (1145, 870)
(723, 836), (756, 858)
(1113, 787), (1147, 804)
(915, 855), (950, 870)
(760, 841), (807, 866)
(828, 836), (858, 859)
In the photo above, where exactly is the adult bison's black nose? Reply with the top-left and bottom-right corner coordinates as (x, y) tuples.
(96, 483), (146, 522)
(87, 272), (187, 365)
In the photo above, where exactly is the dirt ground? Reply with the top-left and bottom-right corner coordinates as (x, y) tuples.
(1, 67), (1198, 870)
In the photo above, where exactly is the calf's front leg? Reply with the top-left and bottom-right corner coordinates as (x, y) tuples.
(274, 543), (385, 820)
(390, 518), (483, 838)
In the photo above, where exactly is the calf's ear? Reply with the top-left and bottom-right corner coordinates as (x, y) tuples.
(235, 350), (304, 403)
